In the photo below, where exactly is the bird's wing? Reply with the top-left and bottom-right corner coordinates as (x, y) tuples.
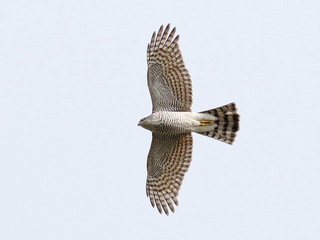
(147, 24), (192, 112)
(146, 133), (193, 215)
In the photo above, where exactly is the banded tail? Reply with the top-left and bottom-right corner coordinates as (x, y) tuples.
(197, 103), (239, 144)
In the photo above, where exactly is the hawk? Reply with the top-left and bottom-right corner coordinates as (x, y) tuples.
(138, 24), (240, 215)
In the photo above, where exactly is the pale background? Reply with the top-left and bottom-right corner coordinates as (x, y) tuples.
(1, 1), (319, 239)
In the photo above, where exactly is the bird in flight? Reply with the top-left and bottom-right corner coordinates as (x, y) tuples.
(138, 24), (240, 215)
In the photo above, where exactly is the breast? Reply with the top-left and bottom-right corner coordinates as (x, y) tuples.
(151, 112), (195, 134)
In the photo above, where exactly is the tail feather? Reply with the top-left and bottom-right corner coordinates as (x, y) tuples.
(197, 102), (239, 144)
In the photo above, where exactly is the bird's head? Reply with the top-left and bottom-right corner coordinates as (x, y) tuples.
(138, 116), (152, 130)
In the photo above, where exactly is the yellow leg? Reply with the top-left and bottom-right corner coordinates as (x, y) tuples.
(200, 120), (214, 126)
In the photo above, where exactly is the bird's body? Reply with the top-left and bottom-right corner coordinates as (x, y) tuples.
(139, 111), (217, 134)
(139, 24), (240, 215)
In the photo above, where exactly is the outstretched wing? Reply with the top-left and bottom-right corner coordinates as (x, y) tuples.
(147, 24), (192, 112)
(146, 133), (193, 215)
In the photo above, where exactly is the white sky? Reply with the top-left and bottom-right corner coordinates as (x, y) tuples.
(1, 1), (319, 239)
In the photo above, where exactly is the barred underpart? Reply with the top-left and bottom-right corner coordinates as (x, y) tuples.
(197, 103), (239, 144)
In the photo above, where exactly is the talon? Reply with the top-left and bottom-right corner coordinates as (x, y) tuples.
(200, 120), (214, 126)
